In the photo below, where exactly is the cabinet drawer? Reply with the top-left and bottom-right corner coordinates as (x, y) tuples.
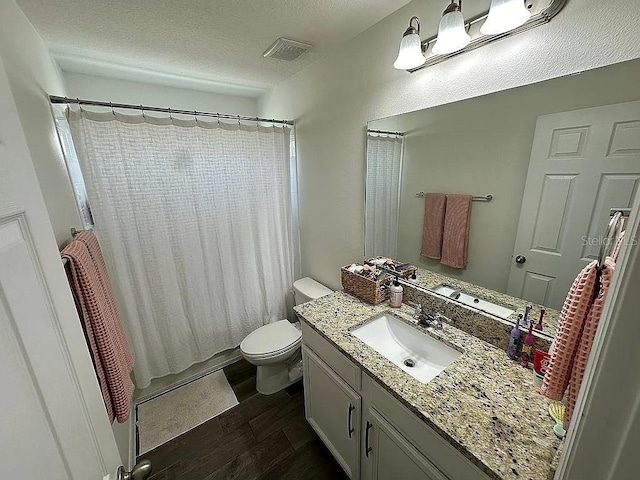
(364, 374), (491, 480)
(300, 320), (361, 392)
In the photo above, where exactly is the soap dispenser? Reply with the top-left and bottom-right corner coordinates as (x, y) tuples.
(389, 278), (403, 308)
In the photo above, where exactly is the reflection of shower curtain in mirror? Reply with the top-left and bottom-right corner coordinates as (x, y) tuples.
(365, 133), (403, 259)
(66, 108), (300, 388)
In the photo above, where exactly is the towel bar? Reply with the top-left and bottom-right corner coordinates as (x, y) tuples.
(415, 192), (493, 202)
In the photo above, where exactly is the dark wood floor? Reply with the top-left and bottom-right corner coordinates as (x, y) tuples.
(138, 359), (348, 480)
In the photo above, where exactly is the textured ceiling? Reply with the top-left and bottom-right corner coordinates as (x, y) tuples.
(16, 0), (415, 96)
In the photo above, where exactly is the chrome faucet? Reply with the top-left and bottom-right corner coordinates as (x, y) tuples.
(411, 304), (451, 329)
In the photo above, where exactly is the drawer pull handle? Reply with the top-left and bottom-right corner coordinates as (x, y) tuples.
(365, 421), (373, 457)
(348, 403), (355, 438)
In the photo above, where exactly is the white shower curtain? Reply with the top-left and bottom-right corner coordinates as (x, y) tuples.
(365, 132), (404, 259)
(67, 108), (300, 388)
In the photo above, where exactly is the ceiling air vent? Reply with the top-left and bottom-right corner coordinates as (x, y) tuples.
(263, 38), (313, 61)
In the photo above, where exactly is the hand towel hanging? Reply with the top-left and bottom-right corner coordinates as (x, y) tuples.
(61, 231), (135, 422)
(440, 194), (473, 268)
(420, 193), (447, 259)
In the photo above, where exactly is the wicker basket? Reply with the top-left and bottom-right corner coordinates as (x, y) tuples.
(341, 259), (415, 305)
(341, 266), (392, 305)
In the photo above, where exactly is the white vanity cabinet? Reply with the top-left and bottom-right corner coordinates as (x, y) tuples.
(363, 408), (447, 480)
(301, 321), (491, 480)
(303, 346), (361, 479)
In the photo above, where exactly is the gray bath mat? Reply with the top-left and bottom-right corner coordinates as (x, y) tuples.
(137, 369), (238, 454)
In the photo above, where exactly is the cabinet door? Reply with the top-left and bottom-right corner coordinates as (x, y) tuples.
(364, 409), (448, 480)
(303, 346), (361, 479)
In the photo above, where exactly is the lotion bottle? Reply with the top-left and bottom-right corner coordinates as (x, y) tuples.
(389, 279), (403, 308)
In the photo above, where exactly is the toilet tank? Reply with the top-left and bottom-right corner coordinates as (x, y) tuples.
(293, 277), (332, 305)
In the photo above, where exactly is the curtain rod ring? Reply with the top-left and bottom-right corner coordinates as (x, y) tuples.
(193, 110), (198, 125)
(110, 101), (115, 116)
(77, 97), (82, 113)
(237, 115), (241, 126)
(168, 107), (173, 121)
(216, 113), (220, 126)
(139, 104), (146, 119)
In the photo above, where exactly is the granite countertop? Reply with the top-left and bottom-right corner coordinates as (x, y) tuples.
(406, 268), (561, 339)
(295, 291), (562, 480)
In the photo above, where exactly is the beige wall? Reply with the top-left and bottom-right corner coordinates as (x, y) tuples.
(0, 0), (78, 246)
(369, 60), (640, 293)
(259, 0), (640, 291)
(63, 72), (259, 117)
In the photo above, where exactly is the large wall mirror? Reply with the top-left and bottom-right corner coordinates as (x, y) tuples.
(366, 59), (640, 336)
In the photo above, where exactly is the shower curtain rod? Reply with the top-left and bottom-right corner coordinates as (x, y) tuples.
(49, 95), (294, 126)
(367, 129), (404, 136)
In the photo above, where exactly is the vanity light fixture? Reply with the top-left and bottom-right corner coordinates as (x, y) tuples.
(432, 1), (471, 55)
(394, 0), (568, 72)
(480, 0), (531, 35)
(393, 16), (427, 70)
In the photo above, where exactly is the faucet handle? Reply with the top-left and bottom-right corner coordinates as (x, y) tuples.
(407, 302), (422, 312)
(434, 312), (452, 324)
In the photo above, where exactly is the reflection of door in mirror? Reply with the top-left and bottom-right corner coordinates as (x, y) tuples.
(365, 59), (640, 316)
(508, 101), (640, 310)
(365, 131), (404, 259)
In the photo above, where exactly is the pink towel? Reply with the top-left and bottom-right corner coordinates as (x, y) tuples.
(420, 193), (446, 259)
(539, 261), (597, 402)
(564, 257), (614, 429)
(440, 194), (472, 269)
(62, 231), (134, 423)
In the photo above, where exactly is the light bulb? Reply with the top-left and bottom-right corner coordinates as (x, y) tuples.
(432, 8), (471, 55)
(481, 0), (531, 35)
(394, 33), (426, 70)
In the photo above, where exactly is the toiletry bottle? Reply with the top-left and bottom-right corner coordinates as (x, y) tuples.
(389, 279), (403, 308)
(522, 304), (533, 327)
(521, 321), (535, 367)
(507, 315), (522, 360)
(535, 308), (546, 331)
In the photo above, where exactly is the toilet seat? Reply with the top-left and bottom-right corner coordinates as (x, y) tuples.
(240, 320), (302, 360)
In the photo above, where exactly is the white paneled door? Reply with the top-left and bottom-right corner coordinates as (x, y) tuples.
(508, 101), (640, 310)
(0, 58), (122, 478)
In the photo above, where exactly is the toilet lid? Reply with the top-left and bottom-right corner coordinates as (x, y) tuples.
(241, 320), (302, 357)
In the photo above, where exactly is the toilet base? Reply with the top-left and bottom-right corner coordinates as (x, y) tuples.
(256, 356), (303, 395)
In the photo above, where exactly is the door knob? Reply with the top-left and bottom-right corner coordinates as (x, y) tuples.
(515, 255), (526, 264)
(117, 460), (152, 480)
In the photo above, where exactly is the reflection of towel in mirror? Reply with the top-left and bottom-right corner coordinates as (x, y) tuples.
(420, 193), (446, 259)
(440, 194), (472, 269)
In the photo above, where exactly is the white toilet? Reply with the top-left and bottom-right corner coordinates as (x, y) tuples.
(240, 277), (332, 395)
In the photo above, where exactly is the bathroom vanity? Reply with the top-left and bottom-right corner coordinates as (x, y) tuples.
(295, 291), (561, 480)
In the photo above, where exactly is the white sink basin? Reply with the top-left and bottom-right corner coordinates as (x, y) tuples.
(433, 284), (515, 318)
(350, 314), (461, 384)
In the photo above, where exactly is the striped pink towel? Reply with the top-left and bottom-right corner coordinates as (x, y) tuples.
(441, 194), (472, 269)
(539, 261), (597, 402)
(420, 193), (446, 259)
(62, 231), (134, 423)
(564, 257), (614, 429)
